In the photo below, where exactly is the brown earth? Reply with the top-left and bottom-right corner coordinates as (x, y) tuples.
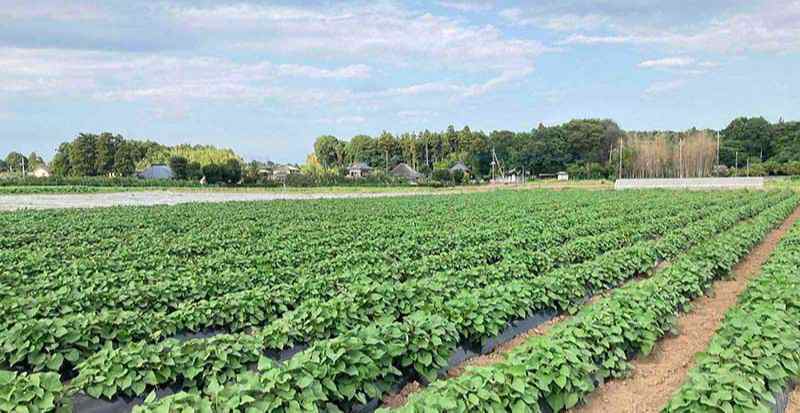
(787, 386), (800, 413)
(570, 206), (800, 413)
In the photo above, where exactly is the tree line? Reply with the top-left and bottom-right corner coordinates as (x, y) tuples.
(312, 117), (800, 179)
(40, 133), (242, 183)
(2, 116), (799, 183)
(314, 119), (624, 179)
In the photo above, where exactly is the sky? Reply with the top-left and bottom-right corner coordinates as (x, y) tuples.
(0, 0), (798, 163)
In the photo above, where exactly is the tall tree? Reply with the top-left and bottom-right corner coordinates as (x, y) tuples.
(169, 156), (189, 180)
(376, 131), (396, 171)
(68, 133), (98, 176)
(5, 152), (26, 174)
(313, 135), (341, 168)
(720, 117), (773, 165)
(112, 141), (138, 176)
(26, 152), (45, 170)
(95, 132), (122, 176)
(51, 143), (72, 176)
(346, 135), (376, 164)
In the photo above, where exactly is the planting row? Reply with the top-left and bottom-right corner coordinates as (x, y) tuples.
(0, 191), (764, 391)
(1, 191), (682, 320)
(0, 192), (738, 378)
(90, 193), (793, 410)
(386, 193), (798, 412)
(664, 218), (800, 412)
(0, 191), (701, 329)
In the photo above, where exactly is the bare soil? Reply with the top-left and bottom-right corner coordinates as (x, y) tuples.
(570, 206), (800, 413)
(787, 385), (800, 413)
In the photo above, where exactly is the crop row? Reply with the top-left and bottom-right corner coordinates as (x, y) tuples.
(0, 192), (758, 382)
(0, 191), (696, 329)
(0, 192), (735, 378)
(65, 193), (789, 408)
(1, 191), (623, 291)
(122, 192), (797, 412)
(664, 218), (800, 412)
(1, 191), (680, 320)
(386, 193), (799, 412)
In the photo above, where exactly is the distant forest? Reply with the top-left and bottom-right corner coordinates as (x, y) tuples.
(312, 117), (800, 179)
(2, 116), (799, 182)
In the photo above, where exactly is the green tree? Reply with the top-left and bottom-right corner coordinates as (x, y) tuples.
(68, 133), (98, 176)
(112, 142), (138, 176)
(186, 162), (203, 180)
(169, 156), (189, 180)
(51, 143), (72, 176)
(26, 152), (45, 170)
(4, 152), (26, 174)
(563, 119), (620, 164)
(222, 159), (242, 183)
(376, 131), (396, 171)
(346, 135), (377, 165)
(720, 117), (773, 166)
(95, 133), (122, 176)
(313, 135), (341, 168)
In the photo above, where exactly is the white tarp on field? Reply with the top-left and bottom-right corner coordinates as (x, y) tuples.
(615, 177), (764, 190)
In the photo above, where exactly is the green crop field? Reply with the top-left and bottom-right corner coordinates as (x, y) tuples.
(1, 189), (798, 412)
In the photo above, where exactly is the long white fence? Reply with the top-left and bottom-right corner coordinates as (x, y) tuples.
(615, 177), (765, 190)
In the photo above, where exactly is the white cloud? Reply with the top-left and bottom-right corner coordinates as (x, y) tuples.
(500, 8), (608, 32)
(0, 1), (108, 21)
(437, 1), (494, 12)
(558, 0), (800, 54)
(317, 116), (367, 124)
(0, 48), (371, 103)
(398, 110), (438, 119)
(167, 3), (544, 75)
(638, 57), (696, 69)
(644, 79), (687, 96)
(277, 64), (371, 79)
(379, 66), (532, 100)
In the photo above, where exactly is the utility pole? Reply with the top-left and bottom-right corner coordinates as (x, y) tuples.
(716, 131), (720, 168)
(21, 156), (26, 178)
(618, 139), (623, 179)
(679, 138), (683, 178)
(735, 152), (738, 176)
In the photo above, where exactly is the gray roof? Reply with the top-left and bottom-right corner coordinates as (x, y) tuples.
(349, 162), (372, 171)
(273, 164), (300, 173)
(449, 161), (470, 173)
(139, 164), (174, 180)
(391, 163), (421, 179)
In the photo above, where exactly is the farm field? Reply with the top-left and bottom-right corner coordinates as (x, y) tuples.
(1, 189), (799, 412)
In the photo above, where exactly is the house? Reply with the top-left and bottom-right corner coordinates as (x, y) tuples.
(557, 171), (569, 181)
(271, 164), (300, 181)
(449, 161), (470, 175)
(348, 162), (372, 179)
(138, 164), (174, 180)
(390, 163), (422, 183)
(31, 166), (51, 178)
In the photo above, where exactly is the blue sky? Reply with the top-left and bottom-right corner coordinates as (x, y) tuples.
(1, 0), (798, 162)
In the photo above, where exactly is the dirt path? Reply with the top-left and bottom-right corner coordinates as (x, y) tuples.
(787, 386), (800, 413)
(570, 206), (800, 413)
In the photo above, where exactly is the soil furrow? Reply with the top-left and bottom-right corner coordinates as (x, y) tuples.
(381, 263), (665, 409)
(787, 386), (800, 413)
(570, 206), (800, 413)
